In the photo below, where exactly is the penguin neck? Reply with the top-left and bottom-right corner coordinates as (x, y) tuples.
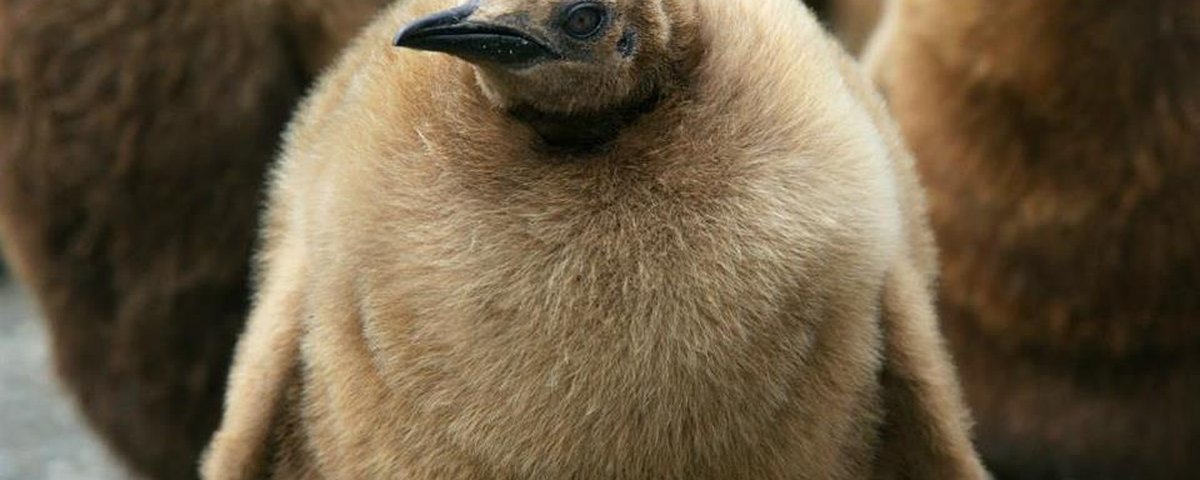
(507, 87), (664, 152)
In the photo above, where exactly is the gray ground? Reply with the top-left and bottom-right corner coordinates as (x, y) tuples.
(0, 279), (129, 480)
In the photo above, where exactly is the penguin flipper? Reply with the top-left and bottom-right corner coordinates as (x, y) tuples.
(201, 242), (307, 480)
(872, 261), (989, 480)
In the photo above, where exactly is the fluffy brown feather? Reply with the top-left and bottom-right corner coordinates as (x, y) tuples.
(868, 0), (1200, 477)
(802, 0), (883, 53)
(829, 0), (883, 54)
(0, 1), (387, 478)
(203, 0), (984, 478)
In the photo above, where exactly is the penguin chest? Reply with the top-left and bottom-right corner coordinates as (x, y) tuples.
(300, 165), (894, 477)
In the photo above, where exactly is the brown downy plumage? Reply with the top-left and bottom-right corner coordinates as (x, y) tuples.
(829, 0), (882, 54)
(202, 0), (985, 478)
(868, 1), (1200, 478)
(803, 0), (834, 25)
(0, 1), (387, 478)
(808, 0), (882, 54)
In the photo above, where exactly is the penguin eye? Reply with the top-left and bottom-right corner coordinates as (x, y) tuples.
(561, 3), (607, 39)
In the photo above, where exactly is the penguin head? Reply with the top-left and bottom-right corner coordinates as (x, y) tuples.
(394, 0), (692, 114)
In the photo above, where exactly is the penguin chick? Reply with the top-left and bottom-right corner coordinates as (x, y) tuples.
(204, 0), (985, 478)
(868, 1), (1200, 478)
(0, 1), (387, 478)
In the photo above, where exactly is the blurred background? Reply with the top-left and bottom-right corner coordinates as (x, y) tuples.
(0, 276), (126, 479)
(0, 0), (1195, 479)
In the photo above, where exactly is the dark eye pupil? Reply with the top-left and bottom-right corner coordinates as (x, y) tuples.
(564, 5), (604, 38)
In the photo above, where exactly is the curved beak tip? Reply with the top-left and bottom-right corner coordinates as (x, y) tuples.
(390, 5), (558, 67)
(392, 30), (412, 47)
(392, 2), (480, 48)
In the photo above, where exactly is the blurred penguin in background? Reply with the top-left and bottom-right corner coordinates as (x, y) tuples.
(0, 0), (388, 478)
(811, 0), (882, 54)
(804, 0), (833, 23)
(203, 0), (985, 478)
(868, 1), (1200, 478)
(830, 0), (882, 54)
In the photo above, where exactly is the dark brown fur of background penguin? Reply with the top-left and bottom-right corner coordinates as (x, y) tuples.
(0, 0), (387, 478)
(830, 0), (882, 54)
(805, 0), (883, 54)
(868, 0), (1200, 478)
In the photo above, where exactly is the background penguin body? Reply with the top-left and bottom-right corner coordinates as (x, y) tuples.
(204, 0), (983, 478)
(808, 0), (882, 54)
(0, 0), (387, 477)
(869, 1), (1200, 477)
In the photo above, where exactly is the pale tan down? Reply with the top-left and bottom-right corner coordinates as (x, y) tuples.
(203, 0), (985, 478)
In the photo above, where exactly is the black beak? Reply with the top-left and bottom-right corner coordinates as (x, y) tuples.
(393, 2), (559, 67)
